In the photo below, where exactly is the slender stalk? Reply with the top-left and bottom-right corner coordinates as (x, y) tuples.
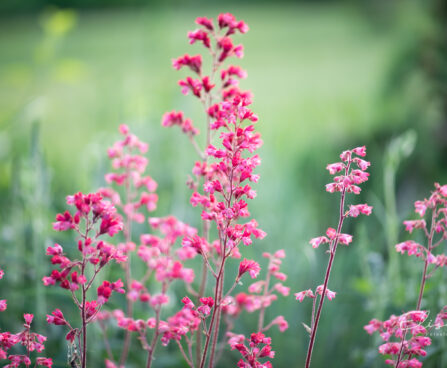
(81, 276), (87, 368)
(416, 210), (436, 311)
(257, 268), (271, 331)
(120, 164), (134, 366)
(395, 209), (437, 367)
(209, 275), (224, 367)
(146, 283), (167, 368)
(304, 182), (348, 368)
(200, 256), (226, 368)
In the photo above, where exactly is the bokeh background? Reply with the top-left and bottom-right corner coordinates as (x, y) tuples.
(1, 0), (447, 367)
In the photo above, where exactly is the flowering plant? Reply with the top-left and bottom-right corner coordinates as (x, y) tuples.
(365, 183), (447, 368)
(295, 146), (372, 368)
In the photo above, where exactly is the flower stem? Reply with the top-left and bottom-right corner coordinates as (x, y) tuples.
(304, 185), (347, 368)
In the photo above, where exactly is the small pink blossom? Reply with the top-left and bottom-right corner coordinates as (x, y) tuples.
(294, 289), (315, 302)
(238, 259), (261, 279)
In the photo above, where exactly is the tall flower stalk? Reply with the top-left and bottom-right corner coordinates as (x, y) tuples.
(43, 192), (125, 368)
(365, 183), (447, 368)
(295, 146), (372, 368)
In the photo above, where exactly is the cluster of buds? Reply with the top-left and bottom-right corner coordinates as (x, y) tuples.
(0, 270), (52, 367)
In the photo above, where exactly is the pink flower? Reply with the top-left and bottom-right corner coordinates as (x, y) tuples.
(36, 357), (53, 367)
(271, 315), (288, 332)
(309, 236), (329, 248)
(315, 285), (336, 300)
(172, 54), (202, 74)
(238, 259), (261, 279)
(196, 16), (214, 30)
(403, 220), (426, 233)
(24, 313), (34, 325)
(0, 300), (6, 312)
(364, 319), (382, 335)
(187, 29), (210, 48)
(46, 309), (67, 326)
(338, 233), (353, 245)
(326, 163), (345, 175)
(294, 289), (315, 302)
(348, 204), (373, 217)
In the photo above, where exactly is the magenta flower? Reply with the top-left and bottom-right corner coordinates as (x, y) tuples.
(238, 259), (261, 279)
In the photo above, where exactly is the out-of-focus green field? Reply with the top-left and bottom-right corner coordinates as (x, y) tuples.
(1, 2), (446, 367)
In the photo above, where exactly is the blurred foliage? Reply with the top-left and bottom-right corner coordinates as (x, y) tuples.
(0, 1), (446, 367)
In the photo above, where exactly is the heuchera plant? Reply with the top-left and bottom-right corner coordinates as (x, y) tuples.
(295, 147), (372, 368)
(365, 183), (447, 368)
(162, 12), (290, 368)
(98, 126), (197, 367)
(43, 192), (125, 368)
(0, 270), (52, 367)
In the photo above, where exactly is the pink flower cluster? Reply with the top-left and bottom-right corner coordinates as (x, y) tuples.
(0, 270), (52, 367)
(44, 191), (125, 366)
(228, 251), (289, 318)
(365, 183), (447, 367)
(104, 124), (158, 221)
(300, 147), (372, 368)
(364, 311), (431, 368)
(228, 332), (274, 368)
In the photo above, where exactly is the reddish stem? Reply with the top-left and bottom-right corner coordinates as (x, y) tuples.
(304, 177), (348, 368)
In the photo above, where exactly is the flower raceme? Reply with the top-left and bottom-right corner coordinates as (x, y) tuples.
(299, 146), (372, 368)
(44, 191), (125, 368)
(161, 12), (274, 368)
(365, 183), (447, 368)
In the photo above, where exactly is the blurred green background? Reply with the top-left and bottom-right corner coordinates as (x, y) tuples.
(1, 0), (447, 367)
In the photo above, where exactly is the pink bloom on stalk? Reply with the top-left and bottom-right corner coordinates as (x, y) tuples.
(352, 146), (367, 157)
(198, 297), (214, 316)
(119, 124), (129, 135)
(238, 259), (261, 279)
(36, 357), (53, 367)
(0, 269), (3, 279)
(46, 309), (67, 326)
(348, 204), (373, 217)
(274, 283), (290, 296)
(181, 297), (195, 309)
(395, 241), (425, 258)
(325, 182), (341, 193)
(46, 243), (63, 256)
(271, 315), (289, 332)
(326, 163), (344, 175)
(309, 236), (329, 248)
(0, 300), (6, 311)
(325, 227), (337, 239)
(295, 289), (315, 302)
(316, 285), (336, 300)
(187, 29), (210, 48)
(338, 233), (352, 245)
(403, 220), (426, 234)
(364, 319), (382, 335)
(379, 342), (401, 355)
(24, 313), (34, 325)
(414, 201), (427, 217)
(196, 16), (214, 31)
(172, 54), (202, 74)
